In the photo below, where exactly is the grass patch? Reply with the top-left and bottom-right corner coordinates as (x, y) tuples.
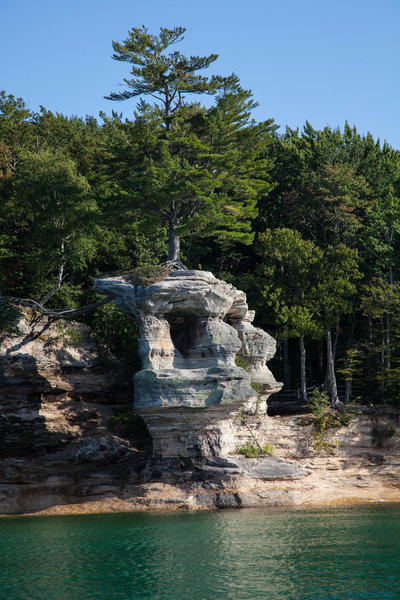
(235, 441), (274, 458)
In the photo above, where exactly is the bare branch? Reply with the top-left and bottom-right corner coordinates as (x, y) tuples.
(9, 296), (113, 319)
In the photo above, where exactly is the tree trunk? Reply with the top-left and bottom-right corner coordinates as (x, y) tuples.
(299, 333), (307, 402)
(323, 326), (339, 392)
(165, 94), (172, 132)
(168, 220), (181, 263)
(327, 328), (340, 406)
(283, 338), (290, 388)
(39, 238), (66, 305)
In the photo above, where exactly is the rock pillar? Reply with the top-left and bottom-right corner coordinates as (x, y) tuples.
(94, 270), (282, 458)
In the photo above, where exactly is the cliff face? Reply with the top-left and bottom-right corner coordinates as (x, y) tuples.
(94, 270), (282, 458)
(0, 308), (151, 514)
(1, 286), (399, 516)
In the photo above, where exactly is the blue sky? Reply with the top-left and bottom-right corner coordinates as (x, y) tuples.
(1, 0), (399, 147)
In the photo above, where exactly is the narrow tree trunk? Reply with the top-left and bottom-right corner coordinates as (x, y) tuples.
(327, 328), (339, 406)
(299, 333), (307, 402)
(283, 338), (290, 389)
(40, 238), (66, 305)
(345, 315), (355, 404)
(345, 377), (352, 404)
(333, 327), (339, 360)
(323, 361), (330, 393)
(165, 95), (172, 132)
(168, 220), (181, 263)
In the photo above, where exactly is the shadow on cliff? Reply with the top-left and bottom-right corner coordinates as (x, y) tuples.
(0, 349), (152, 462)
(0, 352), (58, 458)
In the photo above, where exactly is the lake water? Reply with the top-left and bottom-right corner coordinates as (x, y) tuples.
(1, 505), (400, 600)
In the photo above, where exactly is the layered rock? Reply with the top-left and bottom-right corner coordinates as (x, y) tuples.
(0, 308), (138, 456)
(94, 270), (282, 458)
(0, 307), (153, 514)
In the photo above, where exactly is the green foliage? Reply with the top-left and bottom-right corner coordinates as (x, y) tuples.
(105, 28), (275, 261)
(308, 389), (330, 422)
(55, 323), (83, 346)
(0, 298), (21, 337)
(236, 441), (274, 458)
(89, 303), (141, 374)
(308, 389), (359, 452)
(106, 26), (223, 120)
(110, 410), (150, 443)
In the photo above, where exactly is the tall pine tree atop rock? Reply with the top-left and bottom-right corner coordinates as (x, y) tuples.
(106, 26), (275, 267)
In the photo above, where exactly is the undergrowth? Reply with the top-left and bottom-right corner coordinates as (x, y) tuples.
(307, 388), (360, 453)
(235, 441), (274, 458)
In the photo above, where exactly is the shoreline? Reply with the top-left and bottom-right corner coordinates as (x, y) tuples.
(1, 458), (400, 517)
(2, 498), (400, 518)
(1, 411), (399, 517)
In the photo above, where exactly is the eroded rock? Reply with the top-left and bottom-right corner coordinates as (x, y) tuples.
(95, 269), (282, 458)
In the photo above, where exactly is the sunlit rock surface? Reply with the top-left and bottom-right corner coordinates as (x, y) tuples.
(95, 270), (282, 457)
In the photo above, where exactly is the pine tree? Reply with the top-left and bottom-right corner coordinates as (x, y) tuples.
(105, 27), (273, 267)
(106, 26), (224, 131)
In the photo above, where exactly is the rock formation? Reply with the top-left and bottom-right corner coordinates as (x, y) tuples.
(1, 300), (399, 515)
(0, 307), (154, 513)
(94, 269), (282, 458)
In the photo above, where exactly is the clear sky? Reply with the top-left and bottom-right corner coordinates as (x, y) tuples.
(1, 0), (399, 148)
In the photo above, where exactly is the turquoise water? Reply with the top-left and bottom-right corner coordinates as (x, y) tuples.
(0, 505), (400, 599)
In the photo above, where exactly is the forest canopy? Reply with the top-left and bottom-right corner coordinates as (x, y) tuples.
(2, 26), (400, 406)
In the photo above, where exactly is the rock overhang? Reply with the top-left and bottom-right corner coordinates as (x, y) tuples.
(94, 269), (282, 457)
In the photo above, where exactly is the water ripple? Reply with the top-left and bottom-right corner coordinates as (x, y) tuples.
(0, 506), (399, 599)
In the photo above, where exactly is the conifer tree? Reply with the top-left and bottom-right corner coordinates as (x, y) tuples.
(105, 27), (271, 267)
(106, 26), (224, 131)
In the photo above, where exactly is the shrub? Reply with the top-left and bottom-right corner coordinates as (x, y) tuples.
(127, 265), (170, 288)
(0, 297), (21, 337)
(308, 388), (359, 453)
(236, 441), (274, 458)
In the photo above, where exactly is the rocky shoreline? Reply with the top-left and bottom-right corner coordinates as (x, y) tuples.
(1, 293), (399, 516)
(1, 409), (399, 516)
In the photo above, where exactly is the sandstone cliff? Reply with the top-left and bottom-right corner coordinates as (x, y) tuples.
(0, 307), (151, 514)
(1, 286), (400, 515)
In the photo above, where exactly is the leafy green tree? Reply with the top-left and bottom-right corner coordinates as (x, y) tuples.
(257, 228), (361, 404)
(314, 244), (362, 405)
(12, 150), (100, 304)
(257, 228), (323, 401)
(360, 278), (400, 401)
